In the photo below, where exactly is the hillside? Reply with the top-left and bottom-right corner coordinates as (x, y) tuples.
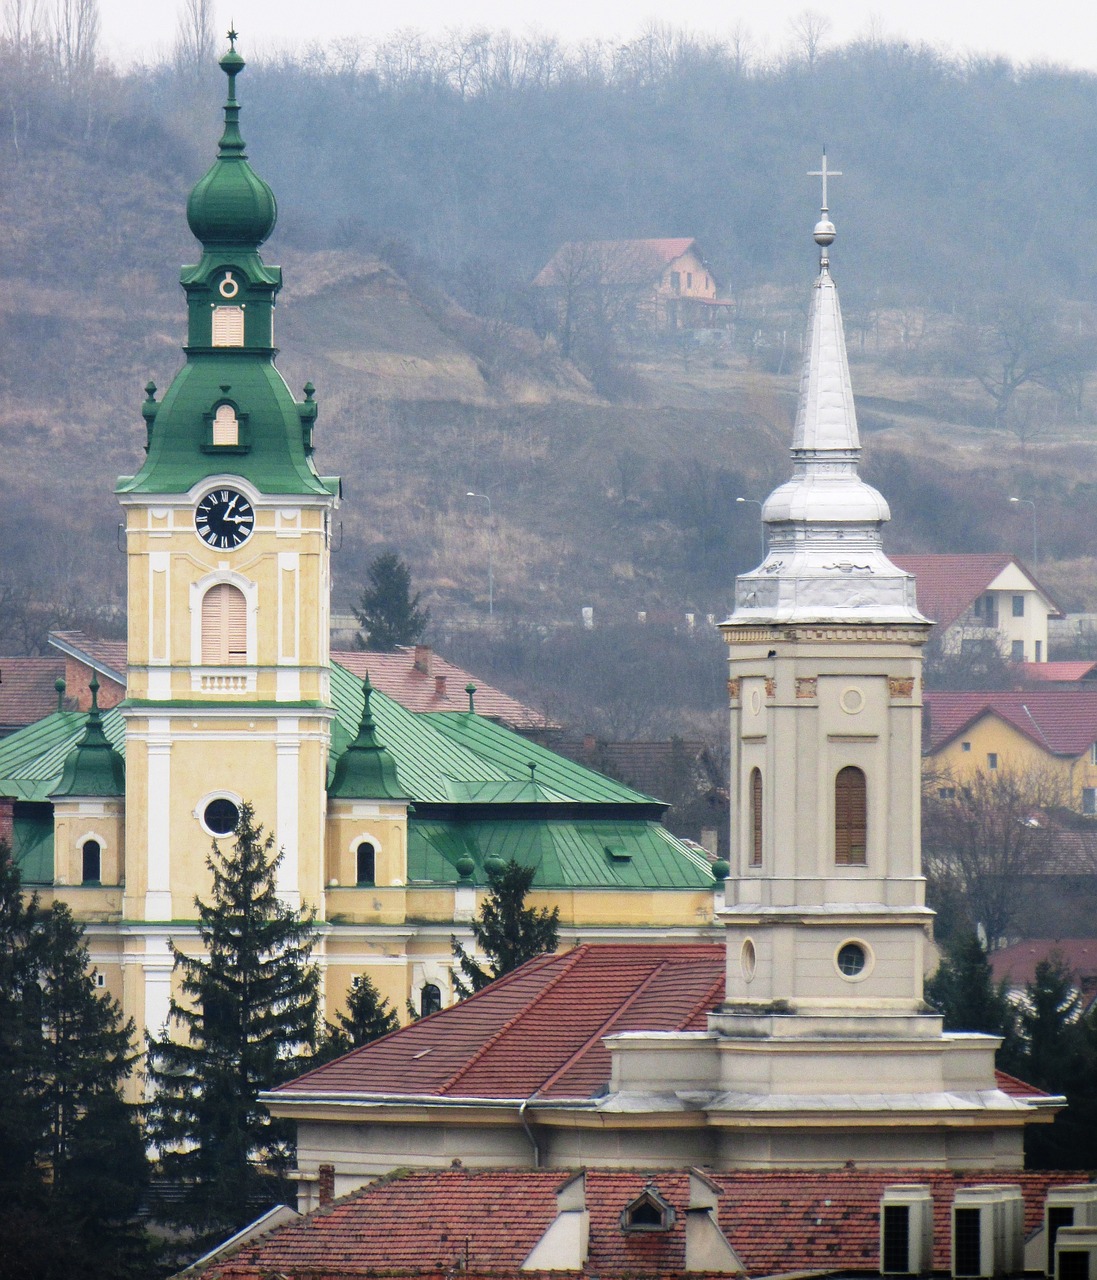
(4, 33), (1097, 732)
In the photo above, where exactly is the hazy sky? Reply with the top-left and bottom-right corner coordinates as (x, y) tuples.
(101, 0), (1097, 72)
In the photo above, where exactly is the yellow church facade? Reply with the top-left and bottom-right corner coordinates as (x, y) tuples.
(0, 42), (721, 1054)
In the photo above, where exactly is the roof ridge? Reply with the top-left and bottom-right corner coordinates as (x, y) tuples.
(535, 957), (684, 1096)
(438, 947), (591, 1095)
(680, 970), (726, 1029)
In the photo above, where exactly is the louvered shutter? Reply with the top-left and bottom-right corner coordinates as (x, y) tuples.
(201, 583), (247, 665)
(835, 766), (867, 865)
(750, 767), (763, 867)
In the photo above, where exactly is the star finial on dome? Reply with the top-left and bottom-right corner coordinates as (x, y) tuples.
(227, 25), (238, 48)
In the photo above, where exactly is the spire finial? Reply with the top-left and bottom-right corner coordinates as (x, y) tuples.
(89, 674), (100, 714)
(808, 148), (841, 269)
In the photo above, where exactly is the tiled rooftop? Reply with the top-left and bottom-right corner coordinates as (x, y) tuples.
(275, 944), (1042, 1104)
(0, 658), (67, 732)
(924, 688), (1097, 757)
(891, 553), (1060, 629)
(205, 1166), (1083, 1280)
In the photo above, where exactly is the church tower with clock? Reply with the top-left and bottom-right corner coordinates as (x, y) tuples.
(115, 37), (340, 1033)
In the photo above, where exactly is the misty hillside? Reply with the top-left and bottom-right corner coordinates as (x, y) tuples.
(4, 25), (1097, 713)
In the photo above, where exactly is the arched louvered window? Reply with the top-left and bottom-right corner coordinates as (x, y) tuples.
(212, 403), (239, 446)
(835, 766), (868, 865)
(420, 983), (442, 1016)
(82, 839), (101, 884)
(356, 842), (376, 886)
(201, 583), (247, 665)
(749, 767), (763, 867)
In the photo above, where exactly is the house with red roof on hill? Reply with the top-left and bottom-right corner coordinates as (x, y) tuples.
(532, 238), (729, 331)
(891, 553), (1063, 665)
(923, 687), (1097, 812)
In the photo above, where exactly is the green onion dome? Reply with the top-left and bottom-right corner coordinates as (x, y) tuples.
(186, 38), (277, 250)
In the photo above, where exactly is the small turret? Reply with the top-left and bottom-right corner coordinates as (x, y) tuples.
(329, 676), (407, 800)
(52, 677), (124, 798)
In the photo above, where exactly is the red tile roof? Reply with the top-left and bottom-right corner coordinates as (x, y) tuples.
(890, 553), (1061, 628)
(992, 939), (1097, 996)
(206, 1166), (1083, 1280)
(49, 631), (128, 681)
(1022, 662), (1097, 683)
(332, 646), (553, 730)
(276, 944), (726, 1101)
(275, 942), (1035, 1104)
(533, 238), (700, 288)
(0, 658), (68, 731)
(924, 689), (1097, 757)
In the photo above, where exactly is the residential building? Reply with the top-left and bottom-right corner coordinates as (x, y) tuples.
(532, 237), (729, 330)
(924, 688), (1097, 811)
(891, 553), (1062, 664)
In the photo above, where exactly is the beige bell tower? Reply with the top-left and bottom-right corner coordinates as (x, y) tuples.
(720, 156), (932, 1018)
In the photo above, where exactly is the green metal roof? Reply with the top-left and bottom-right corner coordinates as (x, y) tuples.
(52, 680), (125, 798)
(408, 817), (714, 889)
(0, 665), (715, 890)
(0, 709), (125, 802)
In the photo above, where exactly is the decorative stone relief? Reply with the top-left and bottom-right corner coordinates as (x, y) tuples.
(764, 678), (776, 698)
(727, 678), (741, 700)
(795, 678), (817, 699)
(888, 676), (916, 698)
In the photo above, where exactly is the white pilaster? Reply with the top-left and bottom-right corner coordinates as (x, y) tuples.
(276, 717), (301, 909)
(145, 719), (173, 919)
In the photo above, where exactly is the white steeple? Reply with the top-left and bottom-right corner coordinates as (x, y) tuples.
(730, 165), (925, 627)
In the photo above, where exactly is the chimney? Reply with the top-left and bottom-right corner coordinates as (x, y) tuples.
(413, 644), (432, 675)
(318, 1163), (335, 1208)
(582, 733), (596, 755)
(435, 673), (447, 698)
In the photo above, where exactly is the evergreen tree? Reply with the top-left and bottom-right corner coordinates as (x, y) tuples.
(1012, 957), (1097, 1170)
(452, 859), (559, 997)
(145, 803), (320, 1242)
(0, 850), (148, 1280)
(924, 930), (1017, 1047)
(353, 551), (430, 651)
(316, 975), (400, 1062)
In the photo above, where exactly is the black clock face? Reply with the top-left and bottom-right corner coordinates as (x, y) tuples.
(195, 488), (254, 549)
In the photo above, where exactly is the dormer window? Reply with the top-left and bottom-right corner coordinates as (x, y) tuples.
(212, 404), (239, 446)
(620, 1185), (676, 1233)
(212, 305), (244, 346)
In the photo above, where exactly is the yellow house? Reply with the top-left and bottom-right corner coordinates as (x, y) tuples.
(0, 46), (724, 1066)
(924, 689), (1097, 811)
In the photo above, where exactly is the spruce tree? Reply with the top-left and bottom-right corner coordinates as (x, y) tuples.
(353, 551), (430, 650)
(452, 859), (559, 997)
(144, 803), (320, 1241)
(0, 850), (148, 1280)
(316, 974), (400, 1062)
(925, 930), (1016, 1039)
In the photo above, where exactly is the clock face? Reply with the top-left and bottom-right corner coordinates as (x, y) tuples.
(195, 488), (254, 549)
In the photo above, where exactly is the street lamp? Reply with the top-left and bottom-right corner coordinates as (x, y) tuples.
(736, 497), (765, 565)
(1009, 497), (1038, 566)
(466, 491), (494, 617)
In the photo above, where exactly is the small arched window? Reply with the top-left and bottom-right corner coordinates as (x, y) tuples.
(420, 983), (442, 1016)
(82, 839), (101, 884)
(212, 403), (239, 446)
(749, 767), (763, 867)
(201, 583), (247, 665)
(835, 766), (868, 865)
(356, 841), (376, 886)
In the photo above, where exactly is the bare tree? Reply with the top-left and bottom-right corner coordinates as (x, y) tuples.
(174, 0), (214, 78)
(788, 9), (832, 68)
(922, 764), (1066, 950)
(51, 0), (98, 86)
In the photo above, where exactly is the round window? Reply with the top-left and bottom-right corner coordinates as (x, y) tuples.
(836, 941), (867, 977)
(203, 797), (240, 837)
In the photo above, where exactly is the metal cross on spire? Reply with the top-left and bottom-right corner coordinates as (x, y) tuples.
(808, 148), (842, 215)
